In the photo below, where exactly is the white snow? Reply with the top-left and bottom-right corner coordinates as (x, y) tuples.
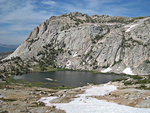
(117, 67), (121, 71)
(45, 78), (54, 81)
(125, 24), (138, 32)
(54, 97), (150, 113)
(39, 84), (150, 113)
(73, 52), (78, 57)
(45, 78), (57, 81)
(84, 84), (117, 96)
(66, 60), (71, 67)
(123, 67), (135, 75)
(101, 67), (112, 73)
(38, 97), (57, 106)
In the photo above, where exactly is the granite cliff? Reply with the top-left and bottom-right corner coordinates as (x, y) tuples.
(6, 12), (150, 75)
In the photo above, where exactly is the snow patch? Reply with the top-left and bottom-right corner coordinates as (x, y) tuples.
(123, 68), (135, 75)
(38, 97), (57, 106)
(39, 84), (150, 113)
(73, 52), (78, 57)
(117, 67), (121, 71)
(54, 97), (150, 113)
(45, 78), (54, 81)
(45, 78), (57, 81)
(66, 60), (71, 67)
(83, 84), (117, 96)
(125, 24), (138, 32)
(101, 67), (112, 73)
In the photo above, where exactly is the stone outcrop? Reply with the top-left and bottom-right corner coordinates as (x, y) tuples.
(6, 12), (150, 75)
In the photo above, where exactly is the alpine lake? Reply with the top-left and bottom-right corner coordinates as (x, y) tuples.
(14, 71), (125, 88)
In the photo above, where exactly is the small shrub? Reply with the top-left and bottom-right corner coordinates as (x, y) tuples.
(91, 39), (96, 44)
(124, 81), (134, 86)
(95, 34), (104, 41)
(32, 101), (45, 107)
(68, 50), (72, 55)
(58, 48), (64, 53)
(136, 84), (148, 90)
(75, 22), (79, 26)
(1, 98), (17, 102)
(29, 48), (31, 51)
(93, 65), (98, 69)
(89, 56), (93, 59)
(130, 75), (142, 79)
(145, 59), (150, 63)
(112, 78), (127, 82)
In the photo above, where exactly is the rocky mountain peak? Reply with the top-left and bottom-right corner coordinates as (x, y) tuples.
(5, 12), (150, 75)
(67, 12), (85, 17)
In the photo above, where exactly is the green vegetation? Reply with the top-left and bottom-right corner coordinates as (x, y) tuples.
(31, 101), (45, 107)
(0, 56), (31, 83)
(91, 27), (110, 44)
(0, 98), (17, 102)
(106, 16), (145, 24)
(91, 39), (96, 44)
(36, 43), (65, 71)
(2, 60), (149, 90)
(92, 60), (98, 69)
(61, 23), (71, 31)
(144, 59), (150, 63)
(32, 65), (65, 72)
(107, 17), (134, 23)
(28, 38), (39, 48)
(137, 84), (150, 90)
(129, 75), (143, 79)
(123, 38), (143, 47)
(0, 82), (6, 89)
(92, 34), (104, 43)
(133, 17), (145, 20)
(124, 80), (134, 85)
(0, 45), (149, 91)
(102, 65), (109, 68)
(123, 75), (150, 90)
(112, 78), (128, 82)
(85, 15), (95, 23)
(1, 73), (73, 89)
(95, 34), (104, 40)
(69, 15), (84, 26)
(112, 59), (122, 66)
(68, 50), (72, 55)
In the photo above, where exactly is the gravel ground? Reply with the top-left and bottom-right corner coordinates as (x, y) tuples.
(0, 82), (150, 113)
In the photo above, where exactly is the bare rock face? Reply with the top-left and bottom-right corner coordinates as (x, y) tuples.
(6, 12), (150, 75)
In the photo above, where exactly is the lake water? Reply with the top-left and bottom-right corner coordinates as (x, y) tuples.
(14, 71), (124, 87)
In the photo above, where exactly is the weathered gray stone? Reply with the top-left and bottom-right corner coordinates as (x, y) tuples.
(5, 12), (150, 75)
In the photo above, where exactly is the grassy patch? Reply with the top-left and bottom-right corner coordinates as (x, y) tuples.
(31, 65), (41, 72)
(134, 79), (150, 84)
(124, 81), (135, 86)
(123, 75), (150, 90)
(30, 101), (45, 107)
(112, 78), (127, 82)
(136, 84), (150, 90)
(0, 98), (17, 102)
(144, 59), (150, 63)
(0, 82), (6, 89)
(128, 75), (143, 79)
(51, 86), (74, 90)
(4, 75), (73, 89)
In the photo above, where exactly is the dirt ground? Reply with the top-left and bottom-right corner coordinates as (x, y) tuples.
(0, 82), (150, 113)
(95, 87), (150, 108)
(0, 85), (65, 113)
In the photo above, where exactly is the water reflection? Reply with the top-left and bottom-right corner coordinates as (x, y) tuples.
(14, 71), (124, 87)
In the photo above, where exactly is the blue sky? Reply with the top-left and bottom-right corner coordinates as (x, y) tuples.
(0, 0), (150, 45)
